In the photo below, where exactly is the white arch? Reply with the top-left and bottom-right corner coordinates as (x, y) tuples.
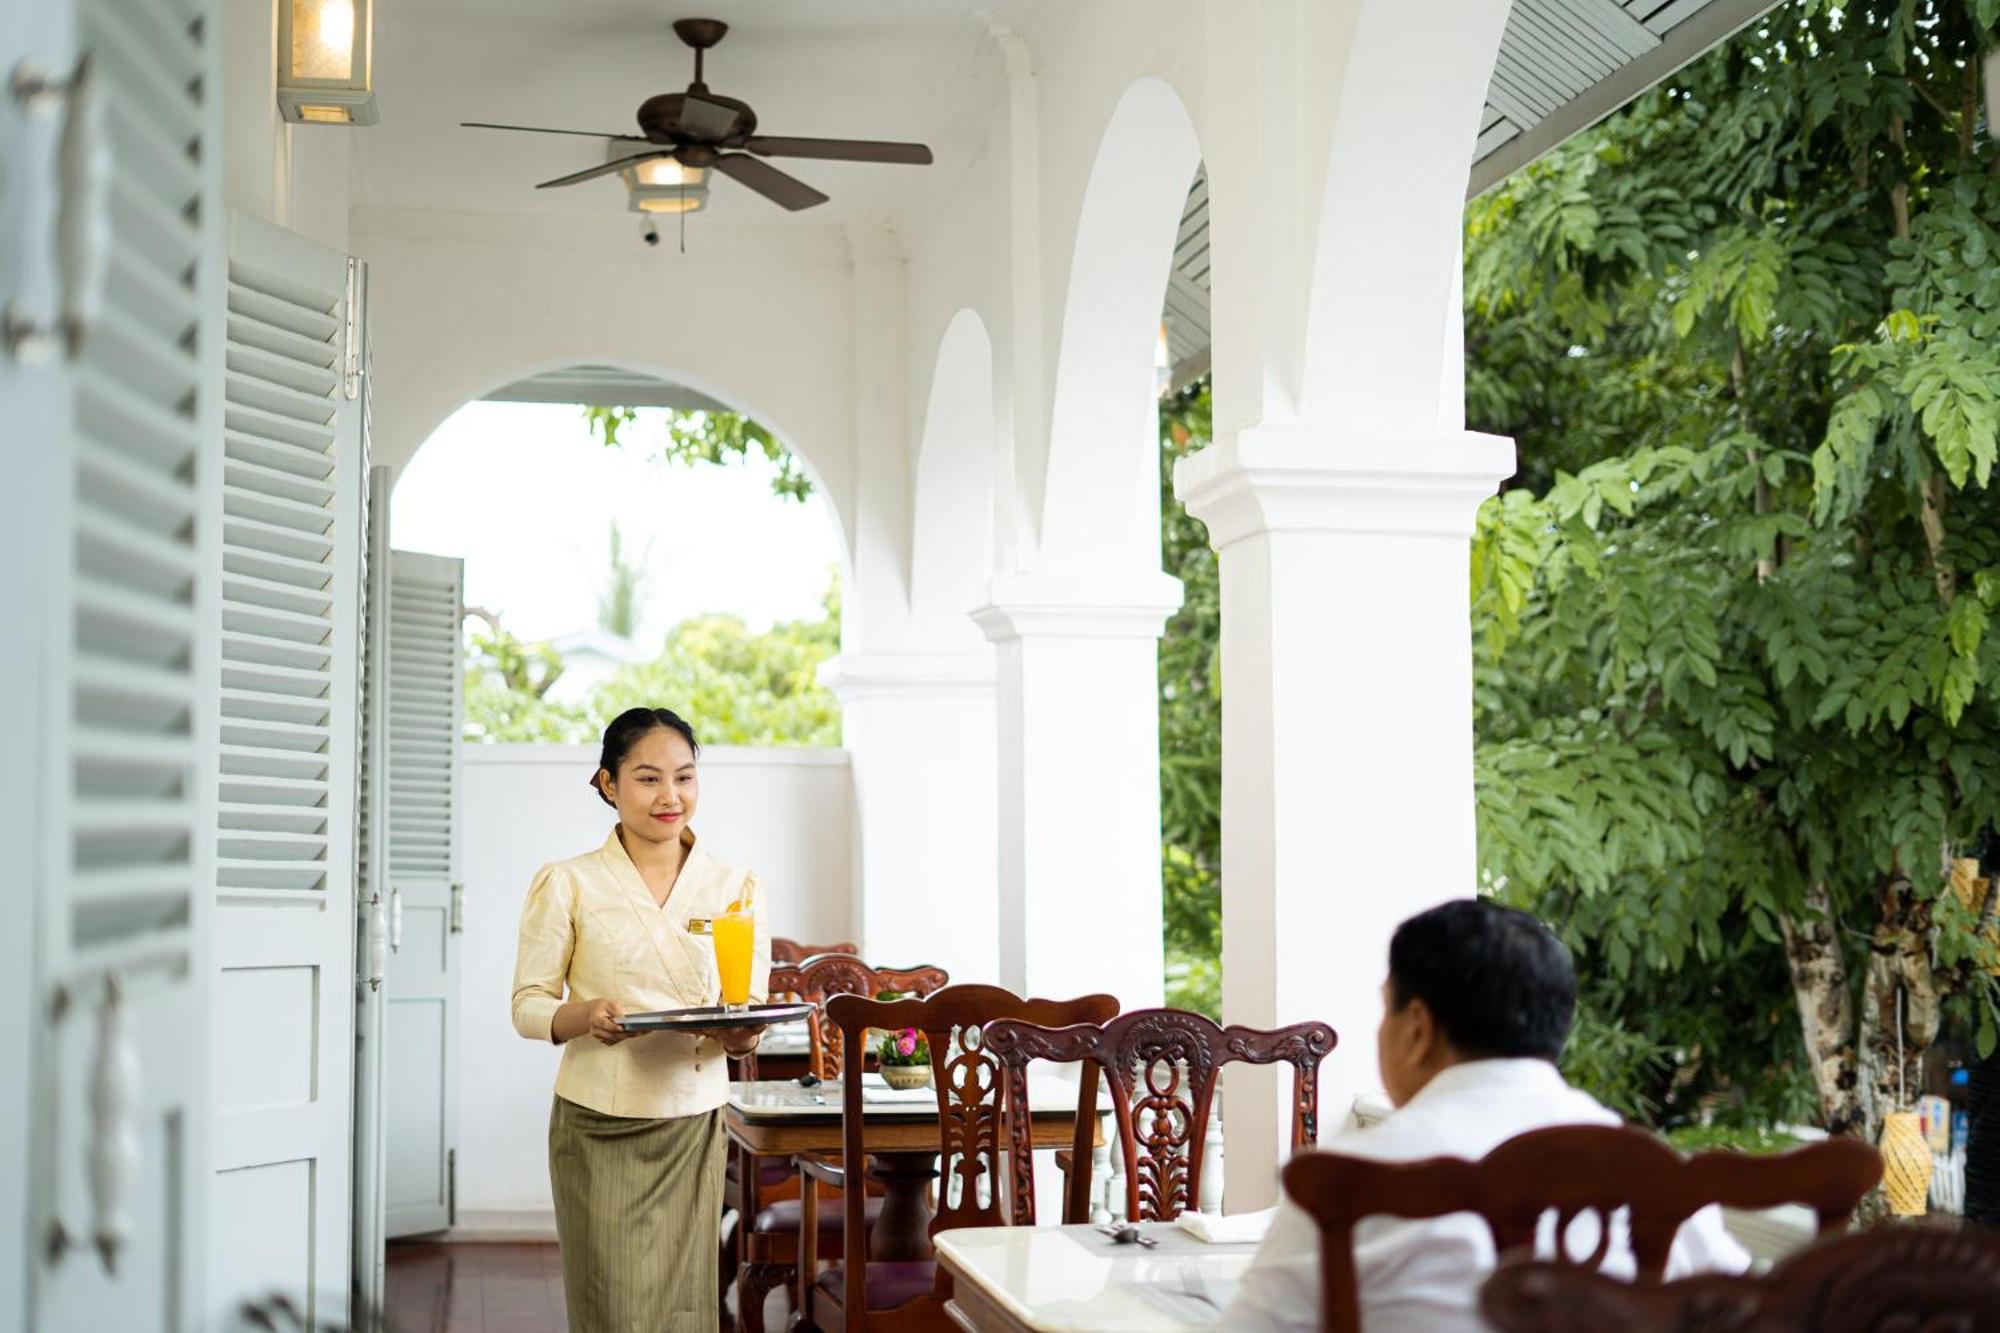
(387, 354), (853, 572)
(909, 309), (997, 626)
(1038, 77), (1202, 573)
(1296, 0), (1510, 432)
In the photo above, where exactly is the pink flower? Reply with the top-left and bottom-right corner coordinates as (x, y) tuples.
(896, 1029), (918, 1057)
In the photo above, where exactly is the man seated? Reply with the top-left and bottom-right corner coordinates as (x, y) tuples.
(1223, 899), (1749, 1332)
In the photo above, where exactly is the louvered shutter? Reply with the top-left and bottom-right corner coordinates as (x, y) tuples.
(208, 213), (361, 1326)
(3, 0), (222, 1328)
(383, 550), (464, 1237)
(353, 457), (392, 1307)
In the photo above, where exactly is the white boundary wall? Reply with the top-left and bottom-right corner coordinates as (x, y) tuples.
(449, 743), (854, 1232)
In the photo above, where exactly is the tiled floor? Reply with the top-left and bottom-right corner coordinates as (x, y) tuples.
(384, 1241), (569, 1333)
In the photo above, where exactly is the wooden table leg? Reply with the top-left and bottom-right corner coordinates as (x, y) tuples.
(866, 1151), (940, 1261)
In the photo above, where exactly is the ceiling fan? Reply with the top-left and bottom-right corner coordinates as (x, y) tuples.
(463, 17), (933, 212)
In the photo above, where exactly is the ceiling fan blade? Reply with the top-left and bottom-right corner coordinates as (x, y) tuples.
(713, 153), (829, 211)
(535, 151), (672, 190)
(744, 136), (933, 165)
(463, 121), (650, 143)
(677, 93), (740, 139)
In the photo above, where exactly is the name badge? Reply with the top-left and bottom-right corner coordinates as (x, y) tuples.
(684, 917), (713, 936)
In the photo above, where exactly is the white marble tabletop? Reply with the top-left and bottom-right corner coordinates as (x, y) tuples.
(728, 1072), (1087, 1121)
(935, 1223), (1258, 1331)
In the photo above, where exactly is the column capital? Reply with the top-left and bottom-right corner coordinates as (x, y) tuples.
(1172, 427), (1516, 550)
(969, 569), (1183, 643)
(817, 650), (995, 703)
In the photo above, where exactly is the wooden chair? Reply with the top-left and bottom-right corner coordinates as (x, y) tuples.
(773, 937), (862, 965)
(731, 956), (949, 1333)
(795, 983), (1120, 1332)
(1480, 1222), (2000, 1333)
(983, 1007), (1336, 1223)
(1280, 1123), (1882, 1333)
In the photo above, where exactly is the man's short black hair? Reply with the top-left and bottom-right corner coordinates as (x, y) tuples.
(1387, 900), (1577, 1061)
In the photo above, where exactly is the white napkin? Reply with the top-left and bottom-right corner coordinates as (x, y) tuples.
(1175, 1207), (1277, 1245)
(859, 1082), (936, 1105)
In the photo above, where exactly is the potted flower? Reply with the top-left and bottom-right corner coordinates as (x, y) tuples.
(872, 991), (932, 1089)
(877, 1025), (932, 1090)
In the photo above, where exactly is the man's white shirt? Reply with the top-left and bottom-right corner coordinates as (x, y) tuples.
(1222, 1058), (1751, 1332)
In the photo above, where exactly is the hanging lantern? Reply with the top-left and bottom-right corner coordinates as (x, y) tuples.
(277, 0), (378, 126)
(1880, 1111), (1934, 1216)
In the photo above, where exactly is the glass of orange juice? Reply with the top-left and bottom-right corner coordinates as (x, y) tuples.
(712, 908), (755, 1012)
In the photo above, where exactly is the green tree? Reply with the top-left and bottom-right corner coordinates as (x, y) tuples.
(584, 405), (814, 501)
(463, 574), (843, 747)
(1159, 385), (1223, 1018)
(593, 575), (842, 746)
(598, 522), (649, 639)
(1464, 0), (2000, 1139)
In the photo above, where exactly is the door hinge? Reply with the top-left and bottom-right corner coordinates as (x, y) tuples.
(447, 1148), (457, 1227)
(449, 882), (464, 935)
(341, 256), (362, 400)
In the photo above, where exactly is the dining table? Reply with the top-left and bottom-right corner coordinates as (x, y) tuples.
(724, 1073), (1095, 1262)
(935, 1221), (1260, 1331)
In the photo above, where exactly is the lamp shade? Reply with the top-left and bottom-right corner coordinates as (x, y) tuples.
(616, 153), (710, 215)
(278, 0), (377, 126)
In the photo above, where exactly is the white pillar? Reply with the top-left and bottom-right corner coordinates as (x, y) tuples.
(1176, 428), (1513, 1210)
(972, 571), (1181, 1009)
(820, 651), (998, 984)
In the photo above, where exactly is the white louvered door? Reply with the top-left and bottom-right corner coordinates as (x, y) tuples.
(353, 464), (391, 1318)
(383, 550), (464, 1237)
(2, 0), (223, 1329)
(209, 213), (361, 1327)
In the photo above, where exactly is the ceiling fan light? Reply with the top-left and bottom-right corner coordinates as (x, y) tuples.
(635, 193), (707, 215)
(634, 159), (706, 188)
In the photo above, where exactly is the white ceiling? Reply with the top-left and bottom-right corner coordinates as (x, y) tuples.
(358, 0), (1005, 227)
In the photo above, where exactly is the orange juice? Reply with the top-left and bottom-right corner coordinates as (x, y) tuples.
(713, 911), (754, 1008)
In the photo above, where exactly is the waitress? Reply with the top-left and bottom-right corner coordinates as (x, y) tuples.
(511, 706), (771, 1333)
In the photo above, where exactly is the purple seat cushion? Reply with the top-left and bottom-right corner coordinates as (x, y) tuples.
(815, 1261), (936, 1311)
(750, 1196), (884, 1237)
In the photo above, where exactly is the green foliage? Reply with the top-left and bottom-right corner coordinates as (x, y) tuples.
(584, 405), (815, 501)
(1464, 0), (2000, 1127)
(1158, 384), (1223, 1020)
(598, 522), (648, 639)
(463, 574), (842, 747)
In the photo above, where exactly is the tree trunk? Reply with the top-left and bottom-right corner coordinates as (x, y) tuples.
(1854, 876), (1940, 1143)
(1779, 881), (1863, 1135)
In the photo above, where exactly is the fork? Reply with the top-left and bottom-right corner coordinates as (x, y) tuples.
(1178, 1263), (1217, 1310)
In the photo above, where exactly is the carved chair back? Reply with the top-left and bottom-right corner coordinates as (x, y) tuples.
(818, 984), (1119, 1320)
(771, 937), (860, 966)
(1281, 1124), (1881, 1333)
(772, 953), (950, 1080)
(1480, 1223), (2000, 1333)
(985, 1007), (1337, 1223)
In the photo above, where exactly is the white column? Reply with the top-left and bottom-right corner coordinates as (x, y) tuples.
(971, 571), (1181, 1009)
(820, 651), (998, 984)
(1175, 428), (1514, 1210)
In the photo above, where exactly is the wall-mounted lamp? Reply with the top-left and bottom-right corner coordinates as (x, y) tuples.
(617, 152), (709, 215)
(277, 0), (377, 126)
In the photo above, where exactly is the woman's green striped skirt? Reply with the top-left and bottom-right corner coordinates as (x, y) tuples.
(549, 1096), (726, 1333)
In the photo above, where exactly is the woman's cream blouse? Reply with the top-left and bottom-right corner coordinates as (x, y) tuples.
(511, 826), (772, 1119)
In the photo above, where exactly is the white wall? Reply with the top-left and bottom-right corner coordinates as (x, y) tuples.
(451, 743), (853, 1231)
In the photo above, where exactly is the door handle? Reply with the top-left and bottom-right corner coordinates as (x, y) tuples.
(449, 882), (464, 935)
(366, 893), (387, 991)
(88, 974), (139, 1274)
(3, 56), (107, 364)
(389, 886), (403, 953)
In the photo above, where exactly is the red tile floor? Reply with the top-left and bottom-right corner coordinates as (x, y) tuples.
(384, 1241), (569, 1333)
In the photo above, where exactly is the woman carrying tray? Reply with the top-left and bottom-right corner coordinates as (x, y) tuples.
(511, 705), (772, 1333)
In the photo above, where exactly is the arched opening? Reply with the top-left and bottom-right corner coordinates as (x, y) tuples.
(380, 363), (852, 1249)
